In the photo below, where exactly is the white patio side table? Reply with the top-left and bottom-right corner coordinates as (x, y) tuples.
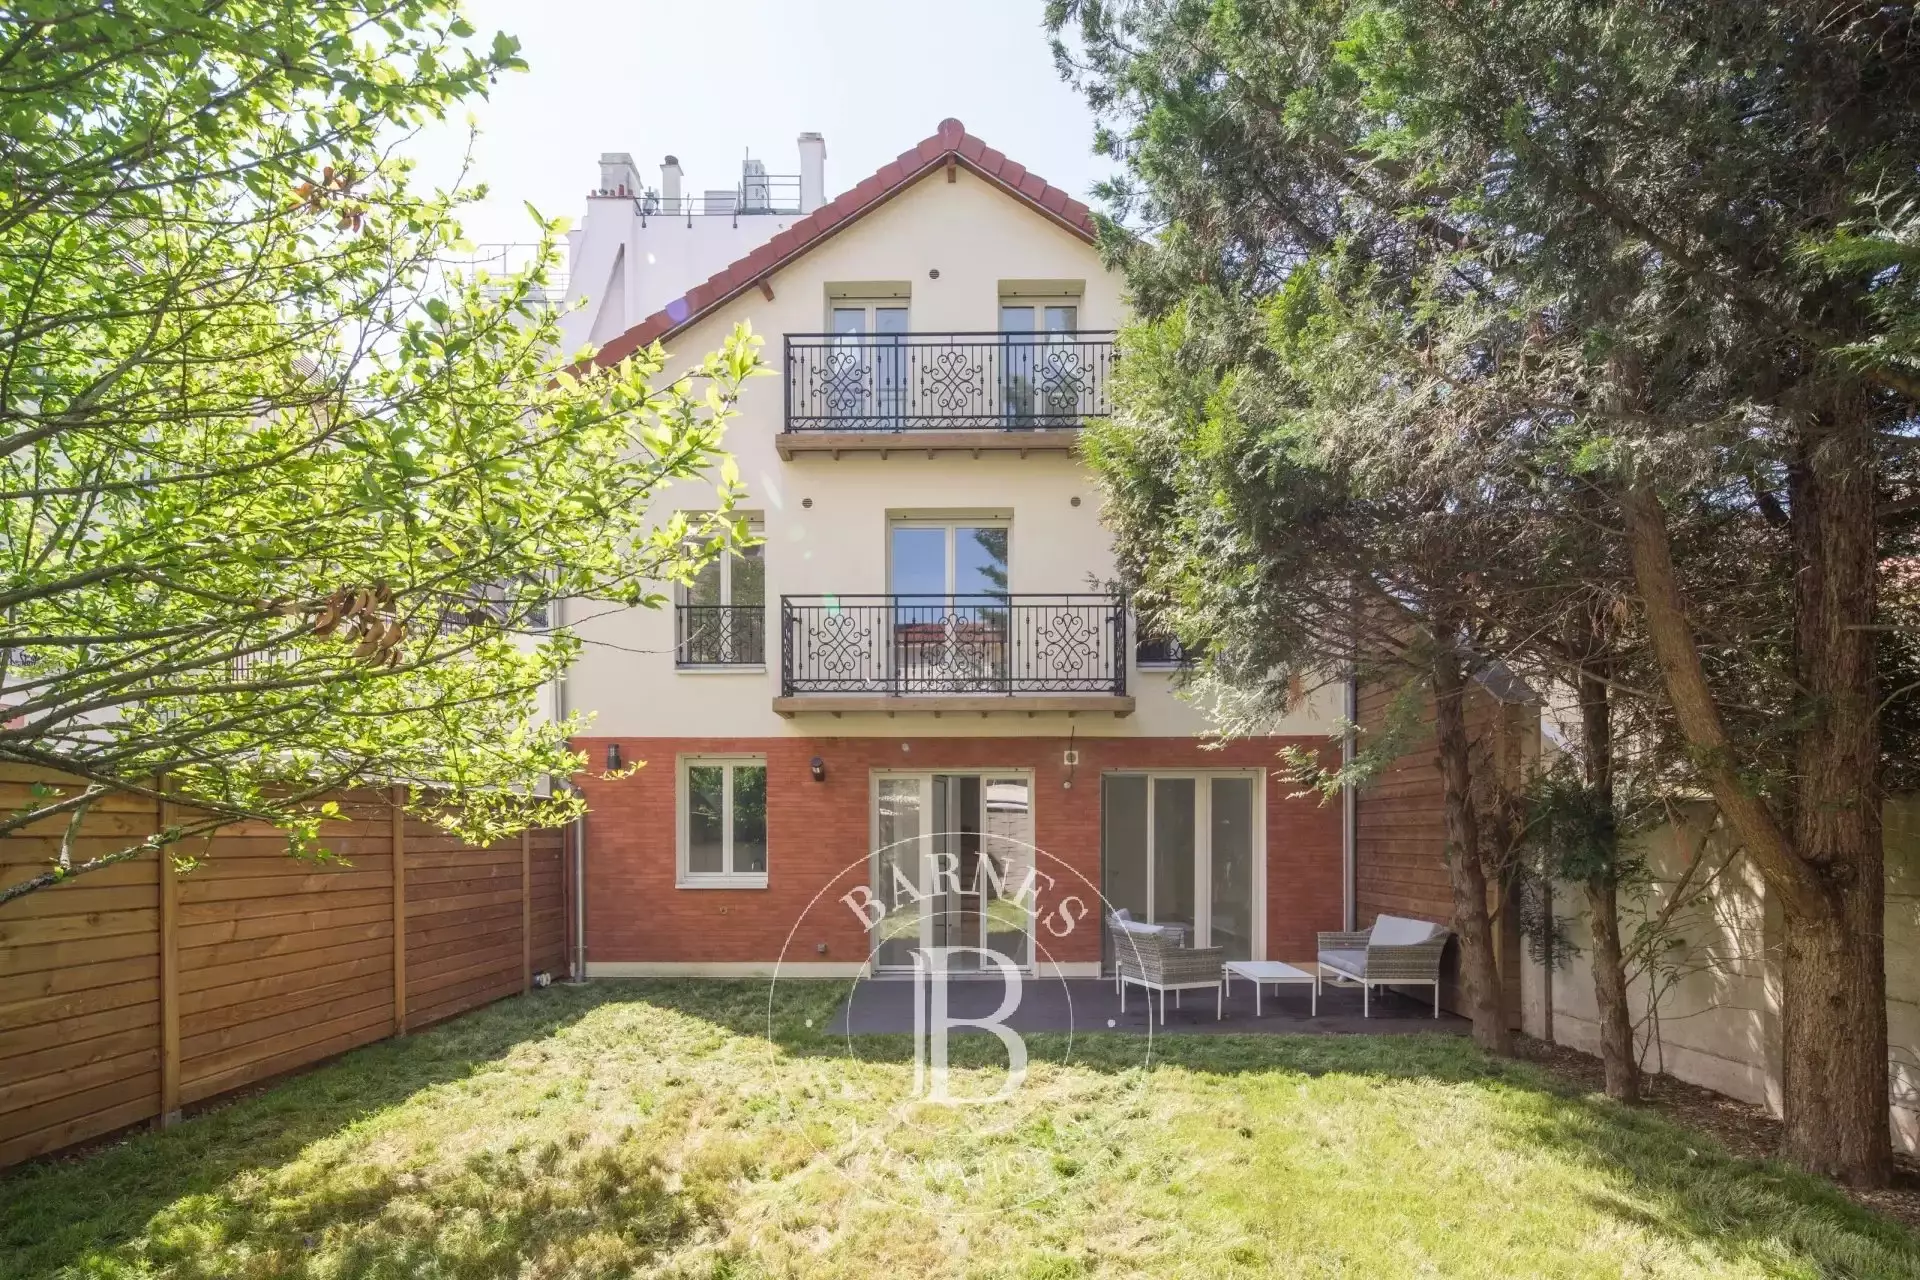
(1222, 960), (1318, 1017)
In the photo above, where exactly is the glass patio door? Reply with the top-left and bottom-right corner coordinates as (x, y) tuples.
(870, 773), (1034, 974)
(873, 776), (925, 970)
(1100, 773), (1258, 966)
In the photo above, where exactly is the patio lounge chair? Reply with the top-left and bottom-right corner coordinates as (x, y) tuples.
(1108, 910), (1223, 1024)
(1316, 914), (1451, 1017)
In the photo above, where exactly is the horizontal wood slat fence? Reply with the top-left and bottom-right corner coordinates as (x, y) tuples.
(0, 768), (570, 1170)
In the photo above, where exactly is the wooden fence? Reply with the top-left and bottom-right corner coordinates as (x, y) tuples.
(0, 769), (570, 1169)
(1352, 678), (1534, 1022)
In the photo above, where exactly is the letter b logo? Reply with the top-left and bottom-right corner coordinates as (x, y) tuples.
(911, 947), (1028, 1104)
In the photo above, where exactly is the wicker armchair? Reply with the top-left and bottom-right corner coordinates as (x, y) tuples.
(1316, 915), (1451, 1017)
(1109, 913), (1224, 1024)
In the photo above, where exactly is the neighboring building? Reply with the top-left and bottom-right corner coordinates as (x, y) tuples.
(557, 135), (828, 359)
(559, 119), (1350, 978)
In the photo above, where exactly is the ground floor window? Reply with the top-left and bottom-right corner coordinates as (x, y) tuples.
(679, 756), (768, 888)
(1100, 772), (1261, 963)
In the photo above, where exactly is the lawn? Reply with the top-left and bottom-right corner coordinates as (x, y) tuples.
(2, 982), (1916, 1279)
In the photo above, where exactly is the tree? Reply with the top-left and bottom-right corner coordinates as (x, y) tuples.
(1082, 275), (1527, 1054)
(0, 2), (763, 901)
(1051, 0), (1918, 1182)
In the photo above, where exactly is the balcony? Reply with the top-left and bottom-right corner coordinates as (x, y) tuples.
(775, 594), (1133, 715)
(675, 604), (766, 666)
(780, 332), (1115, 456)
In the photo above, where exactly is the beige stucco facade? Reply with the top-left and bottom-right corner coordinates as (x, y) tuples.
(563, 164), (1343, 741)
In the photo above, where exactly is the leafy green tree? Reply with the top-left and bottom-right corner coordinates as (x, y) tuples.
(1051, 0), (1918, 1183)
(0, 2), (761, 902)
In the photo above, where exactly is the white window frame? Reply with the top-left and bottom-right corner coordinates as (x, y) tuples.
(677, 754), (769, 889)
(867, 768), (1037, 974)
(886, 516), (1012, 597)
(997, 300), (1080, 335)
(674, 521), (764, 609)
(1100, 769), (1266, 958)
(675, 521), (765, 671)
(829, 300), (911, 331)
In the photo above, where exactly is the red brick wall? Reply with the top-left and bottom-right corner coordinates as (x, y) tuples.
(572, 735), (1342, 968)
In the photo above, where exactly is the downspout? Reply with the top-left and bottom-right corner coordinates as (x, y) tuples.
(550, 587), (589, 985)
(571, 803), (588, 983)
(1342, 671), (1358, 930)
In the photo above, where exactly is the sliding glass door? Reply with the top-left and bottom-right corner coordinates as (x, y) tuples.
(870, 772), (1034, 974)
(1100, 773), (1259, 965)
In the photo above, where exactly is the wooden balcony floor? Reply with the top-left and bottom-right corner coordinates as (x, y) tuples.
(771, 693), (1134, 717)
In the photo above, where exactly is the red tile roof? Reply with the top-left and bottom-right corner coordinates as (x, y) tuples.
(590, 118), (1098, 368)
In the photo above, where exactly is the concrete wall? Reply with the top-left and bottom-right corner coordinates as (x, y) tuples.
(1521, 799), (1917, 1154)
(560, 198), (808, 358)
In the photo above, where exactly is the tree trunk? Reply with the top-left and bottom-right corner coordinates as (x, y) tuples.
(1780, 402), (1890, 1185)
(1584, 876), (1638, 1102)
(1575, 644), (1638, 1103)
(1623, 449), (1890, 1185)
(1431, 646), (1510, 1055)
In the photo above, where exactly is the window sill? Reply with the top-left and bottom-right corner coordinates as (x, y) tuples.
(1135, 662), (1187, 672)
(675, 664), (768, 675)
(676, 875), (769, 891)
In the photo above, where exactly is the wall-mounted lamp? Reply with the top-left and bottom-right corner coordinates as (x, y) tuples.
(606, 742), (622, 771)
(809, 755), (826, 782)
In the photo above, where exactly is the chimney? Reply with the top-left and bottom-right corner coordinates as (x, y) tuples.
(597, 151), (640, 197)
(660, 155), (683, 209)
(797, 132), (826, 213)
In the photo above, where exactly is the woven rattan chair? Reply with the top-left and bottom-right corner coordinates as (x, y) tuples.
(1316, 915), (1450, 1017)
(1109, 913), (1223, 1024)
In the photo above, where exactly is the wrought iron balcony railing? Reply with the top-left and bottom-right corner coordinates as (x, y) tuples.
(1135, 633), (1202, 667)
(780, 594), (1127, 696)
(784, 332), (1115, 432)
(676, 604), (766, 666)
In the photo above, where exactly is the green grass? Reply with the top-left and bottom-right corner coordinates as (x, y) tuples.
(2, 981), (1916, 1278)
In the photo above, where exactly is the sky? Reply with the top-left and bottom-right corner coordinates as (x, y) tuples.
(411, 0), (1115, 249)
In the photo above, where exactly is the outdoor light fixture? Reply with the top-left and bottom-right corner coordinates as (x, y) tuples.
(809, 756), (826, 782)
(606, 743), (622, 771)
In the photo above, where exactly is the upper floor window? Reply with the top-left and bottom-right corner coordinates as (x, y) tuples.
(831, 302), (910, 335)
(999, 302), (1077, 335)
(676, 524), (764, 666)
(1136, 632), (1202, 669)
(828, 301), (907, 421)
(1000, 297), (1087, 426)
(890, 517), (1010, 600)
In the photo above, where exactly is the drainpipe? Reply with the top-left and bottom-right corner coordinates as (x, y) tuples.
(1342, 671), (1358, 930)
(546, 586), (589, 984)
(545, 586), (590, 986)
(571, 803), (588, 983)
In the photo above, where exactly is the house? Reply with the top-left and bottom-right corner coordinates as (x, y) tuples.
(556, 120), (1353, 979)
